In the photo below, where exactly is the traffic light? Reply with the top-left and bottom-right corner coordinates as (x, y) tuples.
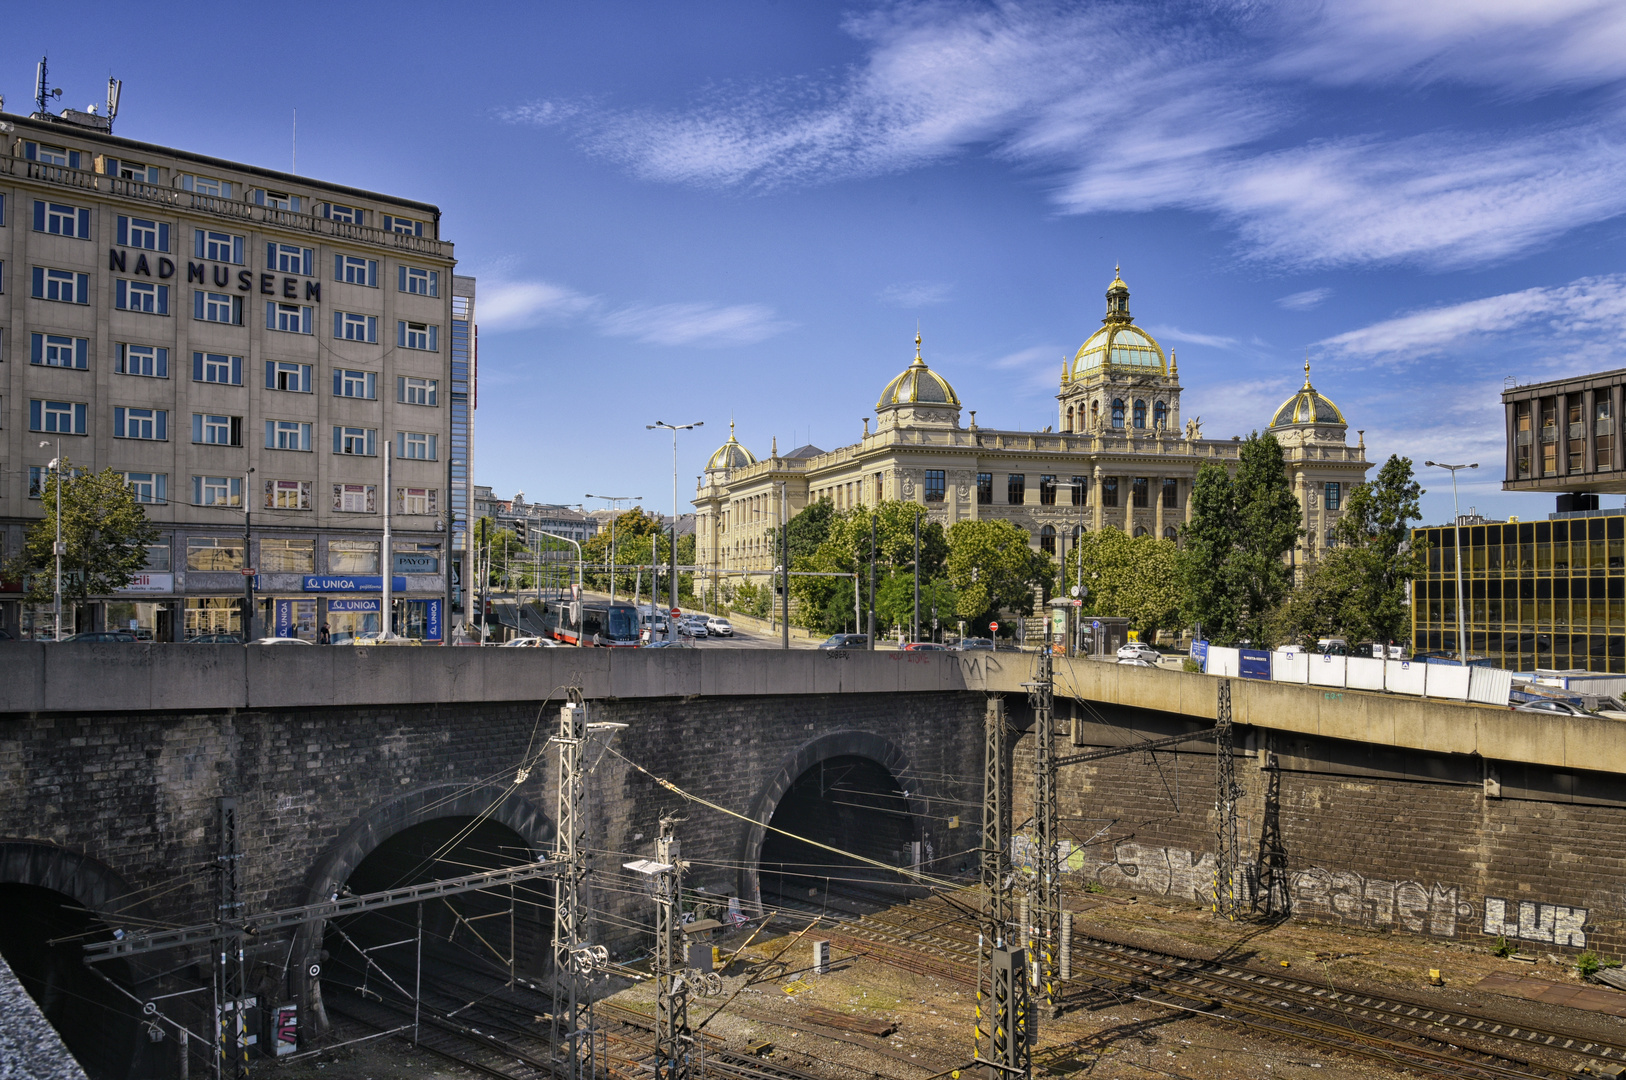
(513, 518), (528, 544)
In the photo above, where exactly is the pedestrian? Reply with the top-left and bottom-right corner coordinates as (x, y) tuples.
(318, 623), (330, 645)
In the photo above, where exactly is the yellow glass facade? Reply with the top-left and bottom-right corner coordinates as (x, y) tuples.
(1411, 516), (1626, 672)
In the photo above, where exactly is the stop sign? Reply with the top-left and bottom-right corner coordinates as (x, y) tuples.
(989, 621), (999, 631)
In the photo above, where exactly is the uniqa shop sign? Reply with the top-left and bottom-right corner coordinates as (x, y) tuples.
(302, 576), (407, 593)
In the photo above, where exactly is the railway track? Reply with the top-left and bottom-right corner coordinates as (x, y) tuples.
(779, 886), (1626, 1080)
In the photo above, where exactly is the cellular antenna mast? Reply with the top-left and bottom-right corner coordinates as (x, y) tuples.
(35, 56), (63, 116)
(106, 76), (122, 133)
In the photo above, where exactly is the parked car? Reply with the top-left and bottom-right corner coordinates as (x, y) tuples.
(641, 614), (670, 634)
(1513, 698), (1590, 716)
(954, 638), (995, 652)
(1316, 637), (1351, 656)
(500, 636), (558, 648)
(1117, 642), (1160, 663)
(903, 642), (948, 651)
(337, 633), (422, 646)
(186, 633), (243, 644)
(250, 637), (313, 645)
(680, 617), (709, 639)
(60, 631), (137, 643)
(643, 639), (696, 649)
(1116, 657), (1156, 667)
(819, 633), (868, 649)
(705, 616), (734, 637)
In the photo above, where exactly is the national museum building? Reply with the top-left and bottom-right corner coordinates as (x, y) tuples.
(693, 271), (1372, 588)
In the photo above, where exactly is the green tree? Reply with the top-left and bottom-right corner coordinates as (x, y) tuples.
(786, 498), (836, 562)
(1329, 454), (1428, 645)
(945, 519), (1053, 629)
(1060, 527), (1185, 644)
(789, 501), (949, 634)
(1181, 462), (1246, 644)
(581, 508), (669, 595)
(4, 464), (160, 607)
(471, 517), (524, 589)
(1232, 431), (1302, 644)
(876, 573), (957, 638)
(1263, 548), (1364, 648)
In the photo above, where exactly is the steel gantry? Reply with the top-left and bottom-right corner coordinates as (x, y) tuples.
(654, 815), (691, 1080)
(552, 695), (613, 1080)
(1212, 679), (1244, 920)
(1025, 650), (1061, 1017)
(975, 694), (1029, 1078)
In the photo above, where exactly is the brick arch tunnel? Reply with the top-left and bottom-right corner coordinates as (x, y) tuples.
(294, 783), (554, 1040)
(741, 731), (928, 910)
(0, 842), (164, 1080)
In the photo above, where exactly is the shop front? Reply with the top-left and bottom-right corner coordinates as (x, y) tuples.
(289, 575), (443, 642)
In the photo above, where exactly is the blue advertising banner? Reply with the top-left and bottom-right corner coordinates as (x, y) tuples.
(1239, 648), (1272, 680)
(1190, 640), (1208, 672)
(275, 599), (296, 637)
(328, 597), (380, 613)
(303, 576), (407, 593)
(425, 599), (442, 642)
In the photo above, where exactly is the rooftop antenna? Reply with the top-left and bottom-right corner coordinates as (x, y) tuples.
(35, 56), (63, 116)
(105, 76), (121, 133)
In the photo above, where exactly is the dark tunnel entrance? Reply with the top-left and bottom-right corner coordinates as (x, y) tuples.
(321, 816), (552, 1025)
(0, 883), (143, 1080)
(759, 755), (916, 908)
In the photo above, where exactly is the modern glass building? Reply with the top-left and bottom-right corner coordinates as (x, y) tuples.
(1411, 515), (1626, 673)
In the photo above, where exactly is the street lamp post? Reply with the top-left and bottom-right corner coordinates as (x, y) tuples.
(39, 440), (63, 640)
(647, 421), (703, 641)
(586, 494), (641, 603)
(1424, 460), (1479, 662)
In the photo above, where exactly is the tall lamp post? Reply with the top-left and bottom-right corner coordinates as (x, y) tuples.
(1424, 460), (1478, 662)
(39, 441), (64, 641)
(647, 421), (702, 641)
(586, 494), (641, 603)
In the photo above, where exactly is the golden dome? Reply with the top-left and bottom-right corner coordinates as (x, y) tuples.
(705, 421), (758, 471)
(1069, 269), (1167, 379)
(1270, 360), (1346, 428)
(877, 333), (961, 410)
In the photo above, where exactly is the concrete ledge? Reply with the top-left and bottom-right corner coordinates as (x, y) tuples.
(983, 659), (1626, 777)
(0, 645), (972, 714)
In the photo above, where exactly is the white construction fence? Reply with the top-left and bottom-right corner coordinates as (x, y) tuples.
(1202, 646), (1512, 706)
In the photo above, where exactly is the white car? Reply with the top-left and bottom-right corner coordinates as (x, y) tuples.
(1116, 657), (1155, 667)
(500, 636), (558, 648)
(250, 636), (313, 645)
(1117, 642), (1160, 663)
(706, 616), (734, 637)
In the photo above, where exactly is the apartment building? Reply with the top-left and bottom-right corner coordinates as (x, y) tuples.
(0, 107), (465, 641)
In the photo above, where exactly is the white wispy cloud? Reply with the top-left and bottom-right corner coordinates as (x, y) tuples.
(1147, 325), (1240, 350)
(505, 2), (1626, 269)
(477, 280), (598, 331)
(878, 280), (953, 306)
(1277, 287), (1331, 311)
(596, 302), (792, 347)
(1320, 274), (1626, 361)
(989, 344), (1064, 370)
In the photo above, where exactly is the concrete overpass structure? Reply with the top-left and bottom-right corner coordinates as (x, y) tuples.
(2, 646), (1625, 1078)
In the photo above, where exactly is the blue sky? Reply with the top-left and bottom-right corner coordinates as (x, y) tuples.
(15, 1), (1626, 526)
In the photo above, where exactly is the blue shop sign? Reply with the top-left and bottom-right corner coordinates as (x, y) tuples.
(303, 576), (407, 593)
(328, 597), (380, 613)
(425, 598), (442, 641)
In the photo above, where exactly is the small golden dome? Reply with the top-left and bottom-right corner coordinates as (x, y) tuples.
(1269, 359), (1346, 428)
(705, 421), (758, 471)
(877, 332), (961, 410)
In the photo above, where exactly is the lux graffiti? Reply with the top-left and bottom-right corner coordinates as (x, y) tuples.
(106, 249), (320, 302)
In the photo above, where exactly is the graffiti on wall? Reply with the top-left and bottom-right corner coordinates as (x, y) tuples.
(1288, 868), (1473, 937)
(1483, 897), (1589, 948)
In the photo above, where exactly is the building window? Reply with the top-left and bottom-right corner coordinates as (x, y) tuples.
(332, 486), (378, 515)
(1090, 400), (1100, 427)
(977, 473), (993, 504)
(334, 254), (377, 286)
(1132, 477), (1149, 508)
(398, 321), (438, 351)
(1133, 525), (1149, 538)
(398, 376), (437, 405)
(187, 535), (243, 569)
(924, 469), (945, 502)
(1102, 477), (1119, 507)
(397, 431), (438, 460)
(251, 190), (302, 213)
(115, 215), (168, 251)
(383, 215), (423, 236)
(1040, 525), (1056, 555)
(397, 487), (439, 515)
(33, 201), (91, 239)
(116, 279), (169, 314)
(330, 539), (380, 572)
(1162, 477), (1178, 508)
(1039, 475), (1057, 505)
(1541, 398), (1558, 474)
(334, 311), (378, 342)
(1133, 400), (1146, 429)
(1065, 405), (1074, 432)
(30, 333), (88, 369)
(267, 302), (313, 334)
(114, 407), (167, 440)
(1569, 399), (1585, 474)
(30, 399), (87, 435)
(264, 480), (313, 512)
(109, 159), (160, 183)
(121, 472), (167, 504)
(179, 174), (232, 198)
(193, 352), (243, 385)
(266, 242), (313, 275)
(266, 360), (312, 393)
(320, 203), (365, 225)
(1597, 398), (1614, 472)
(195, 291), (242, 324)
(399, 266), (439, 296)
(334, 426), (377, 456)
(266, 420), (313, 451)
(1164, 526), (1178, 542)
(335, 369), (377, 399)
(1514, 402), (1531, 475)
(1325, 528), (1338, 550)
(1324, 482), (1341, 511)
(191, 477), (243, 510)
(1007, 474), (1026, 504)
(32, 267), (89, 304)
(24, 142), (81, 169)
(1070, 475), (1087, 506)
(260, 536), (314, 569)
(193, 413), (244, 447)
(1154, 401), (1167, 429)
(194, 229), (244, 264)
(1111, 399), (1125, 428)
(117, 343), (168, 377)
